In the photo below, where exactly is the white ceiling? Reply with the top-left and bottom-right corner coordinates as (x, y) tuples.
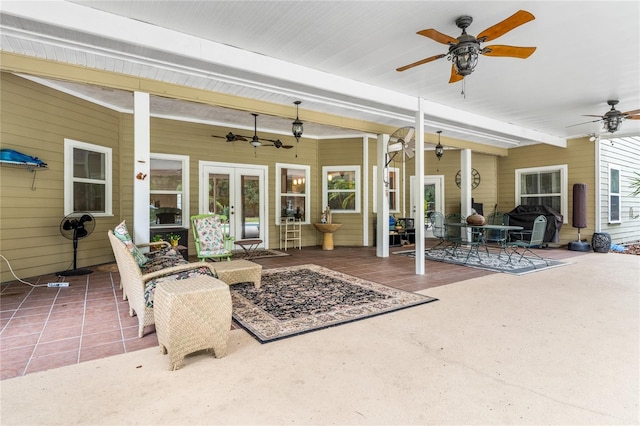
(1, 1), (639, 149)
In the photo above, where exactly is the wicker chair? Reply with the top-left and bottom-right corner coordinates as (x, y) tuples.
(108, 231), (219, 337)
(191, 214), (234, 262)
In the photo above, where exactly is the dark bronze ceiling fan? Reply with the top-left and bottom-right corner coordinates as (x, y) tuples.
(212, 113), (294, 149)
(568, 100), (640, 133)
(396, 10), (537, 83)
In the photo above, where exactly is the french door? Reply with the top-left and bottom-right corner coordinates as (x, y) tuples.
(200, 162), (267, 246)
(409, 175), (444, 238)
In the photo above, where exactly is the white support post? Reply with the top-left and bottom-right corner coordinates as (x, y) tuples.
(460, 149), (472, 241)
(376, 133), (390, 258)
(133, 92), (151, 245)
(362, 135), (369, 246)
(414, 101), (425, 275)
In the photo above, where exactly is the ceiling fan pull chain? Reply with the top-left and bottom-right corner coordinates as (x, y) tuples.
(461, 78), (466, 99)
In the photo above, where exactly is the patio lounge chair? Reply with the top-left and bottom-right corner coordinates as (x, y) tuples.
(108, 229), (219, 337)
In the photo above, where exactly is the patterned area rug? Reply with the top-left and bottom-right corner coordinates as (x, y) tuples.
(394, 247), (569, 275)
(231, 249), (291, 260)
(230, 264), (437, 343)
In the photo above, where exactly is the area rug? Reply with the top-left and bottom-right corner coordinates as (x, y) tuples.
(394, 248), (569, 275)
(231, 249), (291, 260)
(230, 264), (437, 343)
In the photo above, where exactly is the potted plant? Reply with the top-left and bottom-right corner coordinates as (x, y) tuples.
(151, 234), (165, 250)
(166, 233), (181, 247)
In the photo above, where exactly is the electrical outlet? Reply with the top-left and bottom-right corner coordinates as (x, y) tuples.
(47, 282), (69, 288)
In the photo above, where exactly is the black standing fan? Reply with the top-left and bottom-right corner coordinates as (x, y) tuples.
(58, 212), (95, 276)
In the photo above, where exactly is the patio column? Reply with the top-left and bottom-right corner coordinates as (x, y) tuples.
(376, 133), (390, 258)
(133, 91), (151, 245)
(414, 100), (425, 275)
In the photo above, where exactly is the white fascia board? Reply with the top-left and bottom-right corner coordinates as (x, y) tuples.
(2, 1), (565, 147)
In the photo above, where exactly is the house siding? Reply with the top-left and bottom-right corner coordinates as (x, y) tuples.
(498, 138), (596, 246)
(599, 137), (640, 244)
(0, 72), (122, 281)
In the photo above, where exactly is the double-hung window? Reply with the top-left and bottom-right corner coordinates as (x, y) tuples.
(322, 166), (360, 213)
(150, 154), (189, 227)
(608, 165), (621, 223)
(276, 163), (310, 224)
(515, 164), (568, 222)
(64, 139), (112, 216)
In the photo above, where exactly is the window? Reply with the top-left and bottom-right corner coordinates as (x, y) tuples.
(609, 165), (621, 223)
(372, 165), (400, 213)
(322, 166), (360, 213)
(150, 154), (189, 227)
(64, 139), (112, 216)
(276, 163), (310, 224)
(515, 165), (568, 222)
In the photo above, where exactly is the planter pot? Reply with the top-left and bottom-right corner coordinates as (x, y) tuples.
(467, 213), (486, 226)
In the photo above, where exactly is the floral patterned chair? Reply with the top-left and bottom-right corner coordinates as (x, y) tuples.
(190, 214), (234, 262)
(108, 221), (218, 337)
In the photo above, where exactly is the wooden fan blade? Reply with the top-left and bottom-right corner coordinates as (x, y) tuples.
(416, 28), (458, 45)
(482, 45), (536, 59)
(477, 10), (535, 42)
(396, 54), (446, 72)
(448, 65), (464, 83)
(626, 115), (640, 120)
(623, 108), (640, 116)
(566, 119), (602, 128)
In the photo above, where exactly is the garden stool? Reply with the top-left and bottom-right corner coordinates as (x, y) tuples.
(592, 232), (612, 253)
(154, 276), (232, 370)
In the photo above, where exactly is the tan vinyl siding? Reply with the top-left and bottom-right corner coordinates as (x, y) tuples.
(498, 138), (596, 245)
(147, 116), (319, 251)
(317, 137), (365, 247)
(1, 72), (121, 282)
(599, 137), (640, 244)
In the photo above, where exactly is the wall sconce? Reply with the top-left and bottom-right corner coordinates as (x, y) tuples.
(434, 130), (444, 161)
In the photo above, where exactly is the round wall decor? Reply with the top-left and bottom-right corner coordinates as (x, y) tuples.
(455, 168), (481, 189)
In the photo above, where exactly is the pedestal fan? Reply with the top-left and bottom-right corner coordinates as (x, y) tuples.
(58, 212), (95, 276)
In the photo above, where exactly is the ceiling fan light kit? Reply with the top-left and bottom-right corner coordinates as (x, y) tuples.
(396, 10), (536, 84)
(569, 100), (640, 134)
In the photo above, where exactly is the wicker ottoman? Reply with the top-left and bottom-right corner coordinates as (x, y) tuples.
(154, 276), (232, 370)
(210, 259), (262, 288)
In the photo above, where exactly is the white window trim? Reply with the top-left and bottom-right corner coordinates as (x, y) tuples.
(64, 138), (112, 217)
(608, 164), (622, 224)
(322, 165), (361, 214)
(372, 165), (400, 214)
(515, 164), (568, 223)
(150, 153), (189, 228)
(275, 163), (311, 225)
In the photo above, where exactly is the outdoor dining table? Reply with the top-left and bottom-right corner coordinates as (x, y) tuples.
(445, 223), (524, 262)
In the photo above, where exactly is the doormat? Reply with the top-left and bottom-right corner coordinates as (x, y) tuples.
(231, 249), (291, 260)
(230, 264), (437, 343)
(394, 248), (569, 275)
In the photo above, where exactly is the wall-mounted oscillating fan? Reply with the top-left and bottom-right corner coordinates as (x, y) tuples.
(58, 212), (95, 276)
(386, 127), (416, 166)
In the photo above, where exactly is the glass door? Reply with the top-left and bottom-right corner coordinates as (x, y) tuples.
(409, 175), (444, 238)
(200, 163), (267, 246)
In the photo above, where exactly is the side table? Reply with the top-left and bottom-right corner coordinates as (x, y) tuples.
(233, 239), (263, 259)
(154, 276), (232, 370)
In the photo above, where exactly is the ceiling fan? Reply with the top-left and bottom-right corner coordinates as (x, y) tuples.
(396, 10), (537, 83)
(569, 100), (640, 133)
(212, 114), (294, 149)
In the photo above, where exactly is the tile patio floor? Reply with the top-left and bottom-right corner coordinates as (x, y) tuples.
(0, 243), (586, 380)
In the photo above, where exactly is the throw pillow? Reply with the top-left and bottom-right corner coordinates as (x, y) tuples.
(113, 220), (149, 267)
